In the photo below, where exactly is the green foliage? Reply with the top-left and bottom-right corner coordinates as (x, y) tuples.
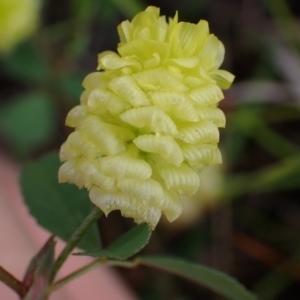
(74, 223), (151, 260)
(59, 72), (85, 105)
(229, 105), (299, 159)
(20, 152), (100, 251)
(138, 256), (257, 300)
(1, 42), (48, 83)
(0, 93), (56, 158)
(109, 0), (145, 17)
(222, 154), (300, 200)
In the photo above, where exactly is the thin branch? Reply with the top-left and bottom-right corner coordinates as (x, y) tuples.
(51, 258), (137, 291)
(107, 259), (138, 268)
(51, 259), (105, 291)
(0, 265), (23, 296)
(50, 206), (102, 282)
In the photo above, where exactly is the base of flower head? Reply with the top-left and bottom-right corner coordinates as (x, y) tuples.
(59, 155), (183, 229)
(89, 186), (162, 229)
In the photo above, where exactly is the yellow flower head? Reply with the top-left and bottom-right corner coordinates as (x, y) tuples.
(0, 0), (39, 52)
(59, 7), (234, 229)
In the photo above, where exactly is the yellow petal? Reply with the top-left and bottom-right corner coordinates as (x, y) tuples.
(60, 131), (99, 160)
(142, 53), (161, 70)
(196, 107), (226, 127)
(176, 121), (219, 144)
(188, 83), (224, 106)
(97, 51), (141, 71)
(78, 115), (135, 155)
(89, 186), (161, 229)
(82, 72), (107, 90)
(199, 34), (221, 70)
(109, 75), (150, 107)
(133, 67), (188, 92)
(180, 143), (222, 164)
(117, 20), (133, 43)
(76, 160), (116, 190)
(118, 38), (169, 61)
(158, 16), (168, 42)
(117, 178), (164, 203)
(65, 105), (88, 128)
(120, 106), (178, 135)
(164, 56), (200, 69)
(210, 69), (235, 90)
(158, 163), (200, 195)
(134, 135), (183, 166)
(99, 148), (152, 180)
(180, 21), (209, 57)
(160, 187), (182, 222)
(215, 41), (225, 69)
(58, 160), (85, 188)
(183, 76), (203, 88)
(149, 91), (199, 122)
(131, 7), (160, 40)
(87, 88), (131, 114)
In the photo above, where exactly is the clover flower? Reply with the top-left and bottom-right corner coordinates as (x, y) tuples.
(59, 6), (234, 229)
(0, 0), (39, 52)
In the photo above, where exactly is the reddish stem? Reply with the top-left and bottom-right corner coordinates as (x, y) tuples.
(0, 265), (23, 296)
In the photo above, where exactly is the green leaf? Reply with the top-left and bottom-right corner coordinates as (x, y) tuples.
(1, 42), (48, 83)
(109, 0), (145, 17)
(74, 223), (151, 260)
(20, 152), (100, 251)
(222, 155), (300, 199)
(59, 72), (85, 105)
(138, 256), (257, 300)
(0, 93), (56, 158)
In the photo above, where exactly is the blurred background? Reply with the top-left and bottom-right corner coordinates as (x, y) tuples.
(1, 0), (300, 299)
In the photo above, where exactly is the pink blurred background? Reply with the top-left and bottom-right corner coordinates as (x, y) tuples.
(0, 153), (137, 300)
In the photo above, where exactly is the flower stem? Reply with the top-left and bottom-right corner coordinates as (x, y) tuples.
(0, 265), (22, 296)
(51, 259), (137, 291)
(51, 259), (105, 291)
(50, 206), (102, 282)
(107, 259), (138, 268)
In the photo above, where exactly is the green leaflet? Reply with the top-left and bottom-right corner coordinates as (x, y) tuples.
(138, 256), (257, 300)
(20, 152), (101, 251)
(74, 223), (151, 260)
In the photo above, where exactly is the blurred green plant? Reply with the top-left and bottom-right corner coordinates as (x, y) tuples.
(0, 0), (40, 52)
